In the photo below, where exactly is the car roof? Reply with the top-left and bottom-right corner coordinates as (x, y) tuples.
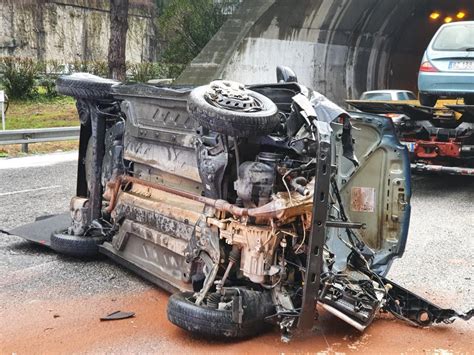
(438, 20), (474, 28)
(432, 21), (474, 36)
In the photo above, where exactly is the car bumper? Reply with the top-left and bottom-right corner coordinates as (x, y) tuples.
(418, 72), (474, 96)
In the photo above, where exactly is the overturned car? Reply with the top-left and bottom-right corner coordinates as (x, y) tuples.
(11, 68), (472, 340)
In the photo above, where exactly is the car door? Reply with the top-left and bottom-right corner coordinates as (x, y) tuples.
(328, 113), (411, 275)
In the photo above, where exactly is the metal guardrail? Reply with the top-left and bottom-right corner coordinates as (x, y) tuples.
(0, 126), (80, 153)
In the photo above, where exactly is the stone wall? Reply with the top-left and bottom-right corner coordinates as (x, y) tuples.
(0, 0), (157, 63)
(177, 0), (472, 104)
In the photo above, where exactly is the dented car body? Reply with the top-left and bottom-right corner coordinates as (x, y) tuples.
(11, 69), (472, 339)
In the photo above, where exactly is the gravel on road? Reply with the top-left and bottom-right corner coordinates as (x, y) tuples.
(0, 153), (472, 353)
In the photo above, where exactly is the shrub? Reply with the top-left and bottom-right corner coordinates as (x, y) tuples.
(0, 57), (186, 100)
(0, 57), (38, 99)
(159, 0), (239, 65)
(37, 60), (65, 97)
(128, 62), (166, 82)
(128, 62), (187, 82)
(166, 63), (186, 78)
(69, 60), (108, 77)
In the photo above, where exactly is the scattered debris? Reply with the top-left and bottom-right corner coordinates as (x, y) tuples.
(100, 310), (135, 321)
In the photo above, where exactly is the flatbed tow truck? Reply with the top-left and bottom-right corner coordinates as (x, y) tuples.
(346, 101), (474, 176)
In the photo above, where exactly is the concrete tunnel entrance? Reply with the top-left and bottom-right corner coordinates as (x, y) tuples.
(176, 0), (473, 104)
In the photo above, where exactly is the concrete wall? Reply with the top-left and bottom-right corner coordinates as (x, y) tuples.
(177, 0), (473, 104)
(0, 0), (157, 63)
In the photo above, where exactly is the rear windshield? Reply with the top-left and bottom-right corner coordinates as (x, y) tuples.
(397, 92), (416, 100)
(361, 93), (392, 101)
(433, 24), (474, 51)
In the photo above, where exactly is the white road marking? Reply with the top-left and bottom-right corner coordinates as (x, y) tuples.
(0, 151), (77, 170)
(0, 185), (61, 197)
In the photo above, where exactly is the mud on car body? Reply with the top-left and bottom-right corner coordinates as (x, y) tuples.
(12, 68), (473, 340)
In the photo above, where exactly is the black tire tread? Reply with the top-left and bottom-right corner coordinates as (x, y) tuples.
(419, 93), (437, 107)
(167, 290), (274, 338)
(187, 85), (279, 137)
(50, 231), (106, 258)
(464, 96), (474, 105)
(56, 73), (118, 100)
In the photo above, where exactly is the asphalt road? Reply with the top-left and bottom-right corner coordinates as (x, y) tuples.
(0, 152), (472, 353)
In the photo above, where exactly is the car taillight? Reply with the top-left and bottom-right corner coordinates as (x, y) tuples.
(419, 61), (438, 72)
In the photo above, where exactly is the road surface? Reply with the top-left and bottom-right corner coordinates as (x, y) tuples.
(0, 152), (472, 353)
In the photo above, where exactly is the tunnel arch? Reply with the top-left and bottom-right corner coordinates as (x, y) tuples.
(177, 0), (473, 104)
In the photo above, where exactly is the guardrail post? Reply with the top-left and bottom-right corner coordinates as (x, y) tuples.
(21, 143), (29, 153)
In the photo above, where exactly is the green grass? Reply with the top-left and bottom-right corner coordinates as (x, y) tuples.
(3, 95), (79, 130)
(0, 94), (80, 157)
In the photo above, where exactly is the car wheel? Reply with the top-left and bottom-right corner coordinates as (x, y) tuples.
(419, 93), (437, 107)
(187, 81), (280, 137)
(464, 96), (474, 105)
(56, 73), (118, 100)
(50, 230), (106, 258)
(167, 289), (275, 339)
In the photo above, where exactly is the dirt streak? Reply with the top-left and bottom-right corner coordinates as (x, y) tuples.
(1, 288), (472, 354)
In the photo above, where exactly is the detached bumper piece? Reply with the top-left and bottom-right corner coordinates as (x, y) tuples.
(309, 276), (473, 336)
(319, 280), (381, 331)
(382, 278), (474, 326)
(411, 163), (474, 176)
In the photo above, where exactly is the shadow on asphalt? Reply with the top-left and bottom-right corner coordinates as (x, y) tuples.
(4, 238), (55, 256)
(411, 173), (474, 195)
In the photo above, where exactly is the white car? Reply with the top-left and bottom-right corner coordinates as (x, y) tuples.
(360, 90), (417, 101)
(359, 90), (416, 123)
(418, 21), (474, 107)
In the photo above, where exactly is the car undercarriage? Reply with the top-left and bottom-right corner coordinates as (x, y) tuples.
(8, 69), (473, 341)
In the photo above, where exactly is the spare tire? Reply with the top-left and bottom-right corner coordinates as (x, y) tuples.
(187, 81), (279, 137)
(56, 73), (119, 100)
(167, 289), (274, 339)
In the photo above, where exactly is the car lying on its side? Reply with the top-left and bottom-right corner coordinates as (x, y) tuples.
(9, 67), (473, 340)
(418, 21), (474, 107)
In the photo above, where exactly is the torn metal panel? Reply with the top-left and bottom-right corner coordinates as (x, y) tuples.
(8, 213), (71, 247)
(124, 136), (201, 183)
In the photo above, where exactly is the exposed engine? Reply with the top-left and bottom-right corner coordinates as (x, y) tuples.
(59, 72), (471, 341)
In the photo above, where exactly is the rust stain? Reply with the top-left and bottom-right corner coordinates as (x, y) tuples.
(117, 175), (314, 223)
(1, 289), (472, 354)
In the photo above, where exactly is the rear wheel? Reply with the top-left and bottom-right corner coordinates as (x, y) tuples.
(50, 230), (106, 258)
(464, 96), (474, 105)
(167, 289), (274, 339)
(56, 73), (118, 100)
(419, 93), (437, 107)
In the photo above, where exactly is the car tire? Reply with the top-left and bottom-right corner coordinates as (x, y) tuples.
(50, 230), (106, 258)
(419, 93), (437, 107)
(187, 84), (279, 137)
(464, 96), (474, 105)
(167, 289), (275, 339)
(56, 73), (118, 100)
